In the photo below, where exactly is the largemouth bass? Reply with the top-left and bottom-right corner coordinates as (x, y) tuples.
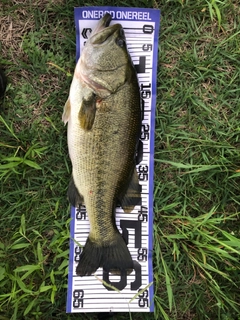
(63, 14), (142, 276)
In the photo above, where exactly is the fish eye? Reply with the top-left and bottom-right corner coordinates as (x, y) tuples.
(116, 38), (125, 47)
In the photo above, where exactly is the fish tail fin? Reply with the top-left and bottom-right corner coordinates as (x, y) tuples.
(76, 233), (133, 276)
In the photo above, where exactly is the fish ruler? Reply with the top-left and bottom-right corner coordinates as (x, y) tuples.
(67, 6), (160, 314)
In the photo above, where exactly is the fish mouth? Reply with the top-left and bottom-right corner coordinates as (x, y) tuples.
(90, 13), (122, 45)
(92, 13), (112, 35)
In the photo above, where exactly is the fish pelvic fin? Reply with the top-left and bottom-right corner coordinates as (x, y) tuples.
(121, 168), (142, 213)
(67, 176), (84, 207)
(76, 232), (133, 276)
(78, 95), (96, 131)
(62, 98), (71, 125)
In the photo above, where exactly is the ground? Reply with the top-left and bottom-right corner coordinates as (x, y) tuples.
(0, 0), (240, 319)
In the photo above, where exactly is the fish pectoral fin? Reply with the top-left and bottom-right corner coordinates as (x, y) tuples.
(78, 94), (96, 131)
(67, 176), (84, 207)
(121, 168), (142, 213)
(62, 98), (71, 125)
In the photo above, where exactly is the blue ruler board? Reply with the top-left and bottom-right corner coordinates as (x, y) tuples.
(67, 6), (160, 313)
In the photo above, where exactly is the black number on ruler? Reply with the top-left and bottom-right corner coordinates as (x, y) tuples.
(138, 289), (149, 307)
(141, 124), (149, 141)
(140, 83), (151, 99)
(102, 220), (143, 291)
(103, 269), (127, 291)
(141, 90), (151, 99)
(143, 25), (154, 34)
(138, 248), (148, 261)
(120, 220), (142, 248)
(138, 165), (148, 181)
(76, 205), (86, 220)
(134, 56), (146, 74)
(142, 44), (152, 51)
(138, 205), (148, 222)
(102, 260), (142, 291)
(131, 260), (142, 290)
(73, 289), (84, 308)
(74, 246), (82, 262)
(141, 83), (151, 90)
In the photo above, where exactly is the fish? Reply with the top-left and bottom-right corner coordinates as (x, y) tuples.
(0, 69), (7, 98)
(62, 13), (142, 276)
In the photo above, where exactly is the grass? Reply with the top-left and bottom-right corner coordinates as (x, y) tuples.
(0, 0), (240, 319)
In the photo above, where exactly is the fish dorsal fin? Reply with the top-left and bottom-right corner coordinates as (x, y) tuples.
(121, 168), (142, 213)
(62, 98), (71, 125)
(78, 94), (96, 131)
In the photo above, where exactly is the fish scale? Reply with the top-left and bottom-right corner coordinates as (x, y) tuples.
(75, 91), (138, 240)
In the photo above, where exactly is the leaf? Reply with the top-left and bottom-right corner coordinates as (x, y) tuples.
(15, 276), (33, 294)
(228, 172), (240, 179)
(47, 61), (72, 77)
(207, 1), (214, 21)
(50, 269), (55, 285)
(154, 159), (220, 173)
(58, 259), (68, 271)
(212, 0), (221, 26)
(94, 274), (121, 293)
(0, 162), (21, 169)
(39, 285), (53, 293)
(23, 299), (36, 316)
(10, 243), (30, 250)
(12, 301), (19, 320)
(55, 249), (69, 259)
(14, 264), (41, 273)
(1, 157), (22, 162)
(19, 214), (26, 236)
(161, 255), (173, 311)
(128, 282), (153, 303)
(23, 159), (41, 170)
(0, 115), (19, 141)
(221, 230), (240, 248)
(0, 266), (5, 281)
(37, 242), (43, 264)
(158, 302), (170, 320)
(51, 285), (57, 303)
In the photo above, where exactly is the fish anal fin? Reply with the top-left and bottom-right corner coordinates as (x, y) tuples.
(121, 168), (142, 213)
(62, 98), (71, 125)
(78, 95), (96, 131)
(67, 176), (84, 207)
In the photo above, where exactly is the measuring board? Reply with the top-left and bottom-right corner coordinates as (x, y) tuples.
(67, 6), (160, 313)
